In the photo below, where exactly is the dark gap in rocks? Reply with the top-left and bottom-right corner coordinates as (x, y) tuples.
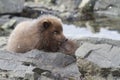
(0, 13), (21, 18)
(33, 68), (51, 75)
(100, 68), (111, 77)
(112, 69), (120, 77)
(17, 77), (24, 80)
(22, 62), (36, 66)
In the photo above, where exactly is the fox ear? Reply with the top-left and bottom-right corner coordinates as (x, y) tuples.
(43, 20), (51, 29)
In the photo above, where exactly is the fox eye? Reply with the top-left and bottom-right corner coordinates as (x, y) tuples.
(53, 31), (59, 34)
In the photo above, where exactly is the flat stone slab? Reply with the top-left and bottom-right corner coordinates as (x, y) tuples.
(76, 42), (120, 68)
(75, 37), (120, 80)
(0, 0), (24, 14)
(0, 37), (8, 50)
(0, 50), (81, 80)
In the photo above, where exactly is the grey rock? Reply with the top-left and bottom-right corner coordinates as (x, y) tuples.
(76, 42), (120, 67)
(0, 0), (24, 14)
(76, 37), (120, 47)
(0, 49), (81, 80)
(0, 37), (8, 50)
(95, 0), (120, 17)
(56, 0), (81, 11)
(75, 37), (120, 80)
(25, 50), (80, 79)
(0, 16), (30, 27)
(0, 19), (16, 36)
(12, 17), (31, 24)
(0, 17), (30, 36)
(29, 0), (81, 11)
(24, 0), (94, 21)
(1, 19), (16, 30)
(0, 15), (11, 26)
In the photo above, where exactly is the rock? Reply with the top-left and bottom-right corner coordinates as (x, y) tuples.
(0, 16), (31, 36)
(0, 0), (24, 14)
(75, 37), (120, 80)
(95, 0), (120, 17)
(23, 0), (96, 25)
(85, 21), (100, 33)
(23, 1), (92, 25)
(29, 0), (81, 11)
(0, 19), (16, 36)
(0, 37), (8, 50)
(2, 36), (120, 80)
(0, 15), (11, 26)
(55, 0), (81, 11)
(21, 5), (60, 18)
(0, 50), (81, 80)
(76, 37), (120, 47)
(78, 0), (96, 20)
(1, 19), (16, 30)
(12, 17), (31, 25)
(0, 15), (30, 27)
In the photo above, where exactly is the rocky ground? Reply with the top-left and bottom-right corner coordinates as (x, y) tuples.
(1, 37), (120, 80)
(1, 0), (120, 80)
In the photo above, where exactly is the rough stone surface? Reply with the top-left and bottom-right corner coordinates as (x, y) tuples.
(23, 0), (94, 21)
(1, 19), (16, 30)
(0, 17), (31, 36)
(1, 36), (120, 80)
(12, 17), (31, 24)
(0, 37), (8, 50)
(0, 0), (24, 14)
(0, 15), (11, 26)
(76, 42), (120, 67)
(95, 0), (120, 17)
(0, 50), (81, 80)
(75, 37), (120, 80)
(76, 37), (120, 47)
(27, 0), (82, 12)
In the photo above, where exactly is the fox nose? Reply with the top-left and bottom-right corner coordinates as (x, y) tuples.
(62, 38), (68, 43)
(65, 38), (68, 42)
